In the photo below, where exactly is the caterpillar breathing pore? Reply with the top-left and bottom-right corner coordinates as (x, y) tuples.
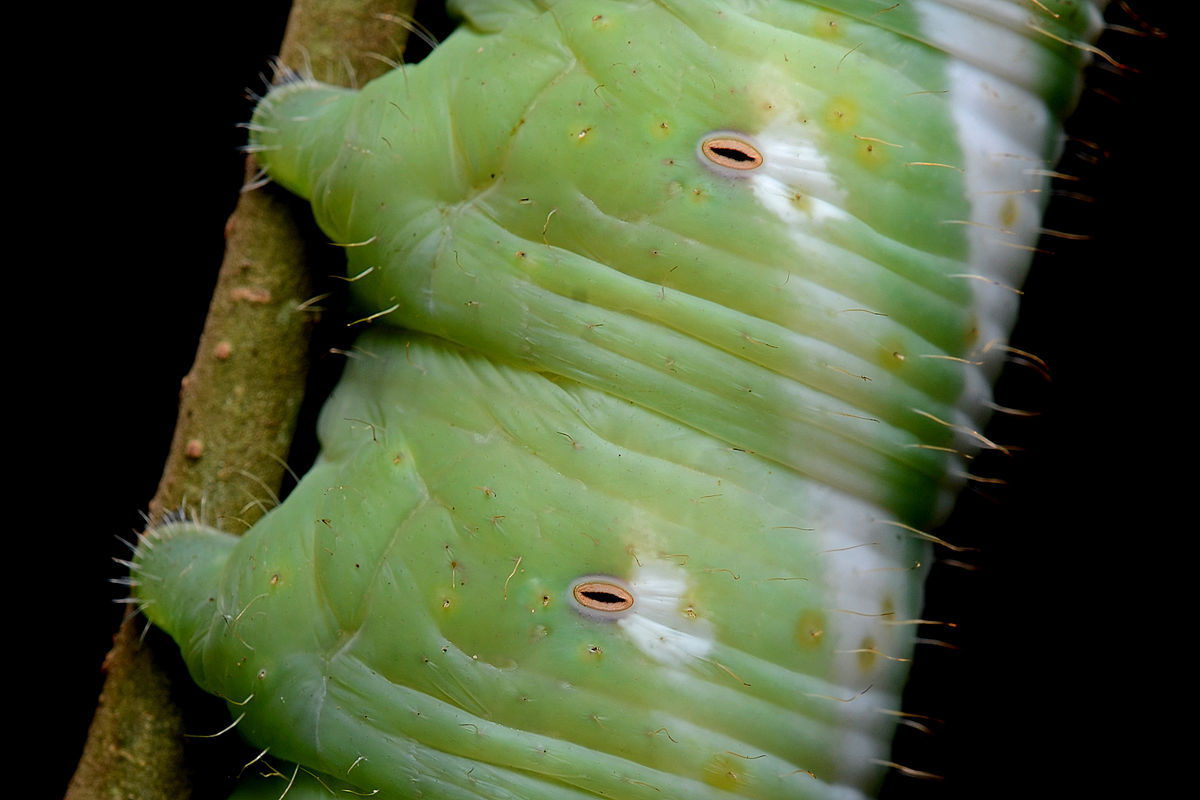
(132, 2), (1111, 798)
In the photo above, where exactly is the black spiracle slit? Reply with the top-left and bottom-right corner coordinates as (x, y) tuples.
(570, 576), (635, 619)
(700, 136), (764, 170)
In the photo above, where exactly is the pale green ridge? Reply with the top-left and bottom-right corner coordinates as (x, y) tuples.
(250, 0), (997, 524)
(137, 330), (920, 799)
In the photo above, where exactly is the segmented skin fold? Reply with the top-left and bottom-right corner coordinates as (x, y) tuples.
(132, 2), (1106, 798)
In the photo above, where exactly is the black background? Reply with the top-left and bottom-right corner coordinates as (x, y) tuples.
(45, 2), (1176, 798)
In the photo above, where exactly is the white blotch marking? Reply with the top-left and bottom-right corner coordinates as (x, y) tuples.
(750, 117), (849, 227)
(912, 0), (1105, 95)
(914, 0), (1105, 388)
(615, 565), (714, 667)
(806, 483), (925, 792)
(943, 57), (1052, 381)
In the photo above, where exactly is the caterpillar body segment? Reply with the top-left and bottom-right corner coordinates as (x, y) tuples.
(133, 2), (1108, 798)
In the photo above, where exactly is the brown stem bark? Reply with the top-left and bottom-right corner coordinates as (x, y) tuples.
(66, 3), (416, 798)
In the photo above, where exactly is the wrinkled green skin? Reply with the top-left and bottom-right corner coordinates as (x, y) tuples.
(134, 1), (1101, 798)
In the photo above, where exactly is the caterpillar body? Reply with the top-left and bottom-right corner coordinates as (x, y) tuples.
(132, 1), (1108, 798)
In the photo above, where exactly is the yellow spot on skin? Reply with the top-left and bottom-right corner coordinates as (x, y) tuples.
(826, 97), (858, 131)
(1000, 195), (1020, 229)
(814, 14), (843, 38)
(790, 192), (814, 214)
(876, 338), (910, 372)
(963, 317), (980, 346)
(796, 610), (826, 649)
(858, 636), (877, 672)
(857, 139), (888, 168)
(703, 753), (746, 791)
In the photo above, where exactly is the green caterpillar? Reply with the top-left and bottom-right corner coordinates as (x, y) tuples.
(132, 1), (1107, 797)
